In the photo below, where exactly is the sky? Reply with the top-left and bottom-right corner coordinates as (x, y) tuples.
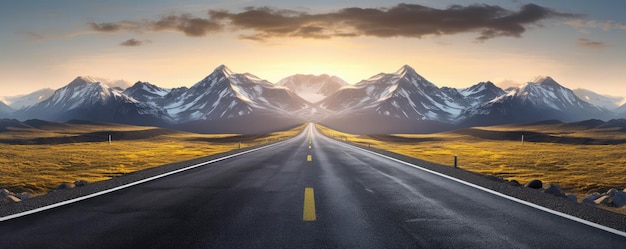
(1, 0), (625, 98)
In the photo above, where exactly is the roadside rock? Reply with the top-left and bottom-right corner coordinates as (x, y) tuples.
(0, 189), (22, 204)
(56, 182), (75, 190)
(508, 180), (521, 187)
(582, 193), (602, 205)
(607, 188), (619, 197)
(594, 195), (611, 206)
(524, 179), (543, 189)
(14, 192), (30, 200)
(74, 180), (88, 187)
(543, 183), (567, 198)
(610, 191), (626, 208)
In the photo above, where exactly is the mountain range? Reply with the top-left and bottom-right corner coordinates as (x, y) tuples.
(1, 65), (624, 134)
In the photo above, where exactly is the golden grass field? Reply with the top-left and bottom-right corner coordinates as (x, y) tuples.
(0, 122), (306, 196)
(316, 123), (626, 201)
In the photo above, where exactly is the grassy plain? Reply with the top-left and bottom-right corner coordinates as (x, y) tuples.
(317, 123), (626, 200)
(0, 122), (306, 195)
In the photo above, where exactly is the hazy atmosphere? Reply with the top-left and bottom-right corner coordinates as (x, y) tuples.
(1, 0), (625, 97)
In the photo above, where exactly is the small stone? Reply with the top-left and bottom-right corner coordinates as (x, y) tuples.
(74, 180), (88, 187)
(543, 183), (567, 198)
(524, 180), (543, 189)
(566, 194), (578, 203)
(56, 182), (75, 190)
(508, 180), (521, 187)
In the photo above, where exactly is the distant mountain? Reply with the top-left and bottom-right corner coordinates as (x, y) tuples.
(573, 88), (623, 111)
(319, 65), (462, 133)
(614, 103), (626, 117)
(5, 65), (619, 134)
(92, 77), (133, 90)
(123, 81), (171, 107)
(456, 81), (506, 108)
(0, 101), (13, 116)
(168, 65), (311, 133)
(460, 76), (608, 126)
(276, 74), (348, 103)
(0, 88), (54, 110)
(17, 76), (170, 126)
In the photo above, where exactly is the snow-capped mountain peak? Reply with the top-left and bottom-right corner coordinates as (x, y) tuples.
(163, 65), (310, 122)
(68, 76), (98, 87)
(460, 76), (608, 126)
(395, 64), (417, 77)
(16, 76), (171, 125)
(321, 65), (465, 122)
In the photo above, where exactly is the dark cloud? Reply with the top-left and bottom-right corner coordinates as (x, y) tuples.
(90, 22), (123, 32)
(120, 38), (150, 47)
(89, 14), (223, 37)
(90, 3), (581, 41)
(577, 38), (610, 49)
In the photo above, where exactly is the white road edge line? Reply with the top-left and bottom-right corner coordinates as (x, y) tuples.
(319, 130), (626, 238)
(0, 138), (294, 222)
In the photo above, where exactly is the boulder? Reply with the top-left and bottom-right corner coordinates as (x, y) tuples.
(543, 183), (567, 198)
(612, 191), (626, 208)
(524, 180), (543, 189)
(566, 194), (578, 203)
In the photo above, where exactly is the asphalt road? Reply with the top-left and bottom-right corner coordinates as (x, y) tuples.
(1, 123), (626, 248)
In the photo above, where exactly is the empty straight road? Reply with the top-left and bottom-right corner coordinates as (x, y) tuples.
(1, 123), (625, 248)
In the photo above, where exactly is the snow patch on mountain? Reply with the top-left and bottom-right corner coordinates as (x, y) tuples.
(0, 88), (55, 110)
(573, 88), (624, 110)
(277, 74), (348, 103)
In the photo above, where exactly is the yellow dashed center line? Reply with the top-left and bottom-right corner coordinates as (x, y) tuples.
(303, 188), (316, 221)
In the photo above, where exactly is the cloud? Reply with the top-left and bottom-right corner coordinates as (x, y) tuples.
(566, 20), (626, 32)
(89, 14), (223, 37)
(496, 79), (522, 89)
(577, 38), (610, 49)
(89, 3), (580, 41)
(120, 38), (150, 47)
